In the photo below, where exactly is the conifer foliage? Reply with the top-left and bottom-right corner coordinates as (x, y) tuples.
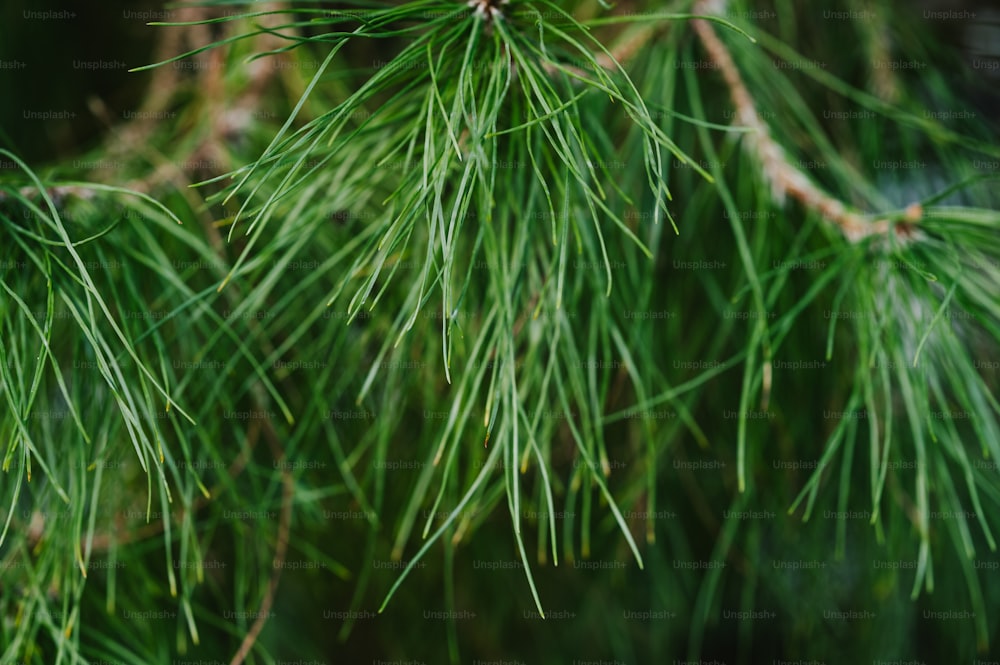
(1, 0), (999, 662)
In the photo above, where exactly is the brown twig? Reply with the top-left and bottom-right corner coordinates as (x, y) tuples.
(542, 22), (664, 78)
(690, 0), (920, 243)
(543, 1), (922, 243)
(79, 419), (263, 553)
(229, 416), (294, 665)
(595, 23), (660, 71)
(83, 3), (291, 197)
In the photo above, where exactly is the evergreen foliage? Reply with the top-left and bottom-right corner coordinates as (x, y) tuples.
(1, 0), (999, 662)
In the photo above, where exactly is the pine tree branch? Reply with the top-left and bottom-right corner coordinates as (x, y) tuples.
(540, 3), (920, 243)
(690, 0), (920, 243)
